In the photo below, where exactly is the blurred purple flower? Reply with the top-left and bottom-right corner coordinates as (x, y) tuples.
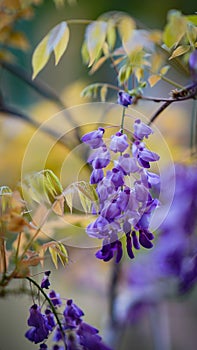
(25, 304), (49, 344)
(117, 91), (132, 107)
(41, 271), (51, 290)
(189, 49), (197, 81)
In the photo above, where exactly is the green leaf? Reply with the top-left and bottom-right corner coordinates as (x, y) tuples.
(186, 15), (197, 26)
(0, 186), (12, 214)
(57, 242), (68, 266)
(186, 22), (197, 46)
(148, 74), (161, 87)
(63, 181), (98, 214)
(169, 45), (190, 59)
(48, 22), (70, 65)
(85, 21), (107, 67)
(163, 10), (187, 48)
(49, 246), (58, 269)
(76, 181), (98, 213)
(32, 21), (69, 78)
(106, 20), (116, 50)
(81, 41), (90, 65)
(118, 15), (135, 53)
(23, 170), (63, 205)
(100, 85), (108, 102)
(32, 35), (50, 79)
(160, 65), (170, 75)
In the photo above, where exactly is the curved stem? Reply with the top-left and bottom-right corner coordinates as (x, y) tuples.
(148, 101), (173, 125)
(26, 276), (67, 350)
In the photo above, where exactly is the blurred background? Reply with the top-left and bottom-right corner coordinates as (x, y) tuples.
(0, 0), (197, 349)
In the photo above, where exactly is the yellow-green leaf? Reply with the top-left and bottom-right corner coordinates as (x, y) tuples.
(85, 21), (107, 67)
(169, 45), (190, 60)
(160, 65), (170, 75)
(163, 10), (187, 48)
(148, 74), (161, 87)
(186, 22), (197, 46)
(57, 242), (68, 266)
(32, 35), (50, 79)
(0, 186), (12, 214)
(81, 41), (90, 65)
(48, 21), (69, 65)
(100, 85), (108, 102)
(49, 246), (58, 269)
(32, 21), (69, 78)
(186, 15), (197, 26)
(106, 20), (116, 50)
(118, 15), (135, 48)
(89, 56), (107, 74)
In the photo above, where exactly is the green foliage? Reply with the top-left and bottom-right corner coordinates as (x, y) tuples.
(32, 21), (70, 79)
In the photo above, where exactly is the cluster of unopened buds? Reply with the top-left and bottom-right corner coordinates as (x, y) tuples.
(81, 98), (160, 263)
(25, 271), (112, 350)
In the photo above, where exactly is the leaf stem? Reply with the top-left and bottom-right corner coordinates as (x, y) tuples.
(120, 107), (126, 133)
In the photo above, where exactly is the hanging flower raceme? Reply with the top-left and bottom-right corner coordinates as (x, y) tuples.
(25, 272), (112, 350)
(81, 118), (160, 263)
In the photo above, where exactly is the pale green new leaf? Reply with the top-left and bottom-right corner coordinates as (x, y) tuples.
(163, 10), (187, 48)
(23, 170), (63, 205)
(0, 186), (12, 214)
(49, 246), (58, 269)
(186, 23), (197, 46)
(169, 45), (190, 60)
(49, 22), (70, 65)
(76, 181), (98, 213)
(56, 242), (68, 266)
(32, 21), (69, 78)
(186, 15), (197, 26)
(106, 20), (116, 51)
(81, 41), (90, 65)
(85, 21), (107, 67)
(32, 35), (50, 79)
(118, 16), (135, 54)
(64, 190), (73, 213)
(100, 85), (108, 102)
(148, 74), (161, 87)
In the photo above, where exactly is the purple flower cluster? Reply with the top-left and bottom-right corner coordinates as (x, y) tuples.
(81, 119), (160, 262)
(25, 272), (112, 350)
(189, 49), (197, 82)
(115, 163), (197, 325)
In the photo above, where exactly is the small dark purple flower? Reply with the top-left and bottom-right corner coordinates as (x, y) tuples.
(90, 169), (104, 184)
(134, 119), (153, 140)
(96, 239), (123, 263)
(81, 128), (105, 149)
(41, 271), (51, 289)
(48, 290), (62, 307)
(117, 91), (132, 107)
(45, 309), (56, 330)
(189, 49), (197, 81)
(63, 299), (84, 325)
(25, 304), (49, 344)
(110, 132), (129, 153)
(77, 322), (113, 350)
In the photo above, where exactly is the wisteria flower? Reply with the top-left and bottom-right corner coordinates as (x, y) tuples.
(81, 119), (160, 262)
